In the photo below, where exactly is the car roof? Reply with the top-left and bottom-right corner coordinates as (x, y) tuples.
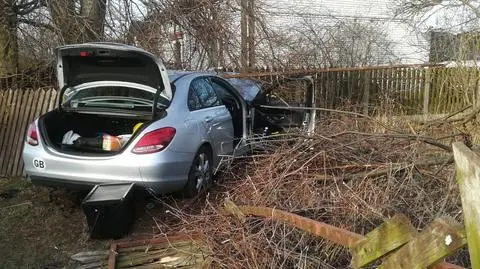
(167, 70), (217, 82)
(167, 70), (194, 83)
(166, 70), (261, 101)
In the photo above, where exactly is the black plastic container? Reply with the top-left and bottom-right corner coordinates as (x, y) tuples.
(82, 183), (135, 239)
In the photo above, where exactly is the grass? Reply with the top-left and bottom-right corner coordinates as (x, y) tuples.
(0, 177), (105, 268)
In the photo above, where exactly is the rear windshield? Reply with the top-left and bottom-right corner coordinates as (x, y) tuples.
(63, 86), (166, 112)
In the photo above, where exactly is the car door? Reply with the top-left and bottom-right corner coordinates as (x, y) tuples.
(188, 77), (234, 156)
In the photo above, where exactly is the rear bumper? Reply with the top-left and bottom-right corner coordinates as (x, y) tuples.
(23, 143), (193, 194)
(27, 175), (175, 193)
(28, 175), (99, 190)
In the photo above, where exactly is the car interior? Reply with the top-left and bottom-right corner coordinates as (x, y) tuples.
(210, 77), (244, 146)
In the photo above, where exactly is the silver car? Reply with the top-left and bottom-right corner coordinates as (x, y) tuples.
(22, 43), (314, 197)
(22, 43), (252, 197)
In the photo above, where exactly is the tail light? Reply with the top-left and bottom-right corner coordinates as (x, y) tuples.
(26, 122), (39, 146)
(132, 127), (176, 154)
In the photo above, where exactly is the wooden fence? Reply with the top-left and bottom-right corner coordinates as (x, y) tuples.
(0, 88), (57, 177)
(226, 64), (480, 115)
(223, 142), (480, 268)
(1, 64), (480, 177)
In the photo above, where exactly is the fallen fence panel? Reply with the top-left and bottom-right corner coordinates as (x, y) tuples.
(223, 200), (465, 268)
(378, 218), (466, 269)
(350, 214), (417, 268)
(453, 142), (480, 269)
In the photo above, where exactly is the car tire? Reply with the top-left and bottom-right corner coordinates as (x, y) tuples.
(183, 146), (213, 198)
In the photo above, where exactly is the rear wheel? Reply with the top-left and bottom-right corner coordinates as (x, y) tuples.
(183, 147), (213, 198)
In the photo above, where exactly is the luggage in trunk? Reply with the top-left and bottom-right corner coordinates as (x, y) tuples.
(40, 110), (147, 155)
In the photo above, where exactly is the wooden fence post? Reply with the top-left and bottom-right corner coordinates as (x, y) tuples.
(452, 142), (480, 269)
(423, 68), (431, 120)
(363, 70), (370, 115)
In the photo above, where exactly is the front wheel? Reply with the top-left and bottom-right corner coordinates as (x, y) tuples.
(183, 147), (213, 198)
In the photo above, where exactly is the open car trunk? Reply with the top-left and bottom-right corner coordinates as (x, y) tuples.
(39, 110), (150, 155)
(39, 43), (174, 156)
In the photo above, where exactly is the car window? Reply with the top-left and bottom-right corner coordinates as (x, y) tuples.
(211, 79), (235, 100)
(188, 89), (202, 110)
(188, 78), (221, 110)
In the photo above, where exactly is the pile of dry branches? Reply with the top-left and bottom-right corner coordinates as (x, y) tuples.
(152, 115), (469, 268)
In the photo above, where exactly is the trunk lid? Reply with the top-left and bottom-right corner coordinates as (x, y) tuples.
(56, 43), (172, 115)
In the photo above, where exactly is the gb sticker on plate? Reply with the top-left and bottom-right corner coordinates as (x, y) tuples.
(33, 157), (46, 170)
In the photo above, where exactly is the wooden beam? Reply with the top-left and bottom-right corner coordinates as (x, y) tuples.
(379, 217), (466, 269)
(423, 68), (432, 120)
(222, 63), (445, 79)
(362, 70), (371, 115)
(107, 243), (117, 269)
(350, 214), (417, 268)
(453, 142), (480, 268)
(115, 233), (200, 249)
(223, 200), (362, 248)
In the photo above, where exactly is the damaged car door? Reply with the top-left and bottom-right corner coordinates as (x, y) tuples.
(188, 77), (234, 156)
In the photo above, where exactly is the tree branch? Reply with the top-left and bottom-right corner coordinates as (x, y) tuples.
(13, 0), (41, 16)
(16, 18), (55, 31)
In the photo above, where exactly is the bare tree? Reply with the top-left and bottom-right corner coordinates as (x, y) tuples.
(0, 0), (17, 75)
(128, 0), (243, 70)
(252, 18), (398, 68)
(395, 0), (480, 31)
(0, 0), (109, 77)
(0, 0), (42, 75)
(396, 0), (480, 63)
(47, 0), (107, 44)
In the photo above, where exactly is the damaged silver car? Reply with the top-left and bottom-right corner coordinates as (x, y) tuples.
(22, 43), (315, 197)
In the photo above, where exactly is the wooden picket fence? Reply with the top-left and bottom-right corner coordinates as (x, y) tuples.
(0, 88), (57, 177)
(224, 142), (480, 268)
(225, 64), (480, 115)
(1, 64), (480, 177)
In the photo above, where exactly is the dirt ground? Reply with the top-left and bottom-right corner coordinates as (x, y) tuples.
(0, 176), (194, 269)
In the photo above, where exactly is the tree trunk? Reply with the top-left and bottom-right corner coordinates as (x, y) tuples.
(206, 3), (219, 68)
(0, 0), (18, 76)
(48, 0), (76, 44)
(80, 0), (107, 41)
(49, 0), (107, 44)
(240, 0), (248, 70)
(247, 0), (255, 69)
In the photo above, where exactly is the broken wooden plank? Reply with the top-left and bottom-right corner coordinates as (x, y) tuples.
(107, 243), (117, 269)
(115, 233), (200, 249)
(71, 250), (108, 262)
(223, 200), (363, 248)
(116, 241), (209, 268)
(453, 142), (480, 269)
(350, 214), (417, 268)
(379, 217), (466, 269)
